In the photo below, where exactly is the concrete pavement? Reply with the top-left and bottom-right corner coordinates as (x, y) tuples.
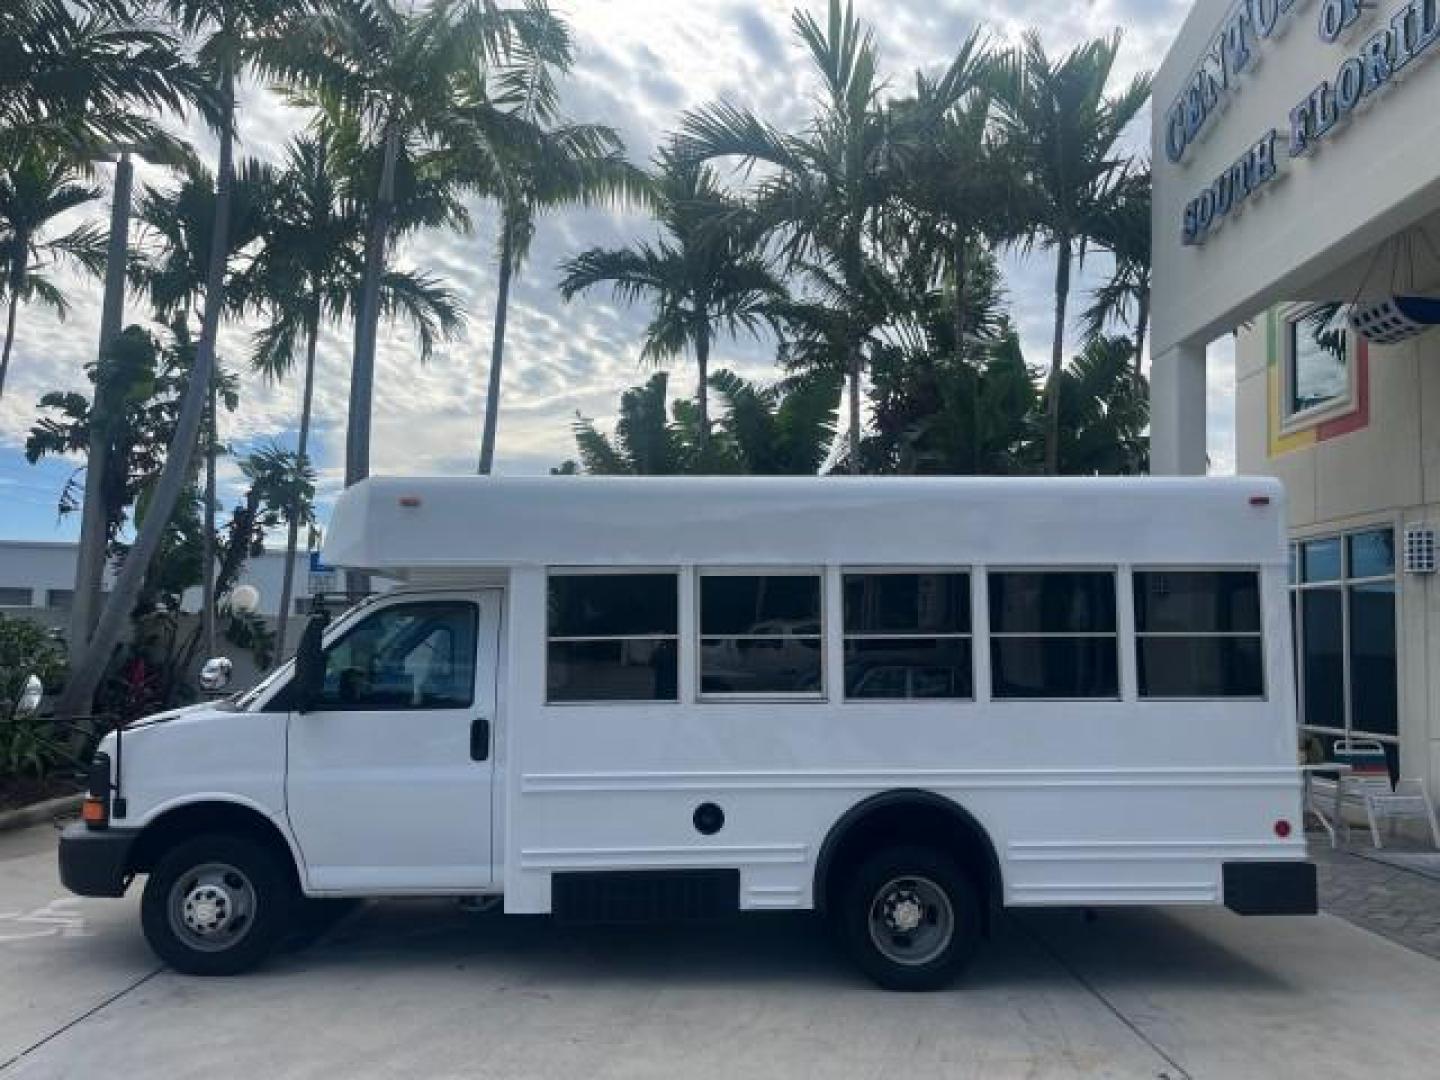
(4, 821), (1439, 1079)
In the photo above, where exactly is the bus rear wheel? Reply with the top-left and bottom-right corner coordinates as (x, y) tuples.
(837, 845), (982, 991)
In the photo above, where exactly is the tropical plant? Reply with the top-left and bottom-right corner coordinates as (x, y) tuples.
(563, 368), (840, 476)
(990, 31), (1151, 473)
(0, 153), (106, 400)
(53, 0), (302, 728)
(267, 0), (521, 494)
(1083, 164), (1152, 372)
(247, 132), (463, 661)
(0, 0), (213, 161)
(678, 0), (895, 472)
(887, 38), (1028, 426)
(861, 250), (1032, 475)
(679, 0), (977, 472)
(27, 326), (242, 569)
(132, 155), (278, 657)
(447, 1), (649, 473)
(0, 613), (69, 781)
(559, 149), (783, 460)
(1053, 334), (1149, 474)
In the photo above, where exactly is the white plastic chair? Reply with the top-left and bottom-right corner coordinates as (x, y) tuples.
(1333, 738), (1440, 850)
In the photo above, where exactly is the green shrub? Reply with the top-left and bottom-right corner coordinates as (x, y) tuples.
(0, 613), (69, 779)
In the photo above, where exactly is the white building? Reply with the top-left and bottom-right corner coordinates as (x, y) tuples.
(1151, 0), (1440, 786)
(0, 540), (317, 631)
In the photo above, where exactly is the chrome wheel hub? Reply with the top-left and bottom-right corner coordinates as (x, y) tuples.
(868, 874), (955, 967)
(168, 862), (256, 953)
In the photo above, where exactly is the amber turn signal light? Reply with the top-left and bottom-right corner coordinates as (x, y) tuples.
(81, 797), (108, 827)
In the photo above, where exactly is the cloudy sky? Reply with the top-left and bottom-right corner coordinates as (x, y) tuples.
(0, 0), (1235, 544)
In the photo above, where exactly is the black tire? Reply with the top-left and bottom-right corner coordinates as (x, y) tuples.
(141, 833), (294, 976)
(836, 845), (982, 991)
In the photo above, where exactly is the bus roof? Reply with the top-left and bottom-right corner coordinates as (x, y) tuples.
(321, 475), (1287, 576)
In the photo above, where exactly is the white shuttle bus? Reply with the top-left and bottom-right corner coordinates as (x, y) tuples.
(61, 476), (1316, 990)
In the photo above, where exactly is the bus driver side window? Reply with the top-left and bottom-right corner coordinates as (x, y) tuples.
(315, 601), (479, 710)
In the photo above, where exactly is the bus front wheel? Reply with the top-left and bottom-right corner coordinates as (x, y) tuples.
(140, 833), (294, 975)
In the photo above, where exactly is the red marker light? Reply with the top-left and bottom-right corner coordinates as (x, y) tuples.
(1274, 819), (1292, 838)
(1249, 495), (1271, 506)
(399, 495), (422, 508)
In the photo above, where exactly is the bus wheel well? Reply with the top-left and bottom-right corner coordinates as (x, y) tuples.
(815, 791), (1001, 927)
(127, 802), (300, 889)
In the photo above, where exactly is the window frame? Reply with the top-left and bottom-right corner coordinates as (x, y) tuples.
(307, 598), (481, 713)
(986, 566), (1123, 702)
(1131, 565), (1267, 701)
(1291, 525), (1399, 749)
(544, 567), (681, 706)
(1280, 301), (1357, 432)
(696, 566), (826, 702)
(840, 566), (975, 703)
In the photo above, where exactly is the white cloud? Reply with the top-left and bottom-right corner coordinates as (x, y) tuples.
(0, 0), (1224, 537)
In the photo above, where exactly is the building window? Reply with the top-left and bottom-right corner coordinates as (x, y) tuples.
(547, 572), (678, 703)
(1293, 528), (1398, 775)
(1134, 570), (1264, 698)
(699, 572), (822, 696)
(989, 571), (1118, 699)
(0, 587), (33, 607)
(843, 571), (971, 700)
(45, 589), (74, 610)
(1283, 305), (1352, 423)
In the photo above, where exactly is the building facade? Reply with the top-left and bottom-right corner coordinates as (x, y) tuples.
(1152, 0), (1440, 793)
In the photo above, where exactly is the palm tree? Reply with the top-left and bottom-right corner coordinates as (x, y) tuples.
(133, 156), (277, 656)
(452, 2), (649, 474)
(0, 153), (106, 399)
(269, 0), (520, 496)
(990, 31), (1151, 474)
(1, 0), (213, 161)
(1083, 164), (1152, 373)
(559, 150), (783, 460)
(680, 0), (942, 472)
(54, 0), (298, 725)
(247, 132), (463, 661)
(1055, 334), (1149, 474)
(889, 38), (1022, 392)
(565, 368), (840, 476)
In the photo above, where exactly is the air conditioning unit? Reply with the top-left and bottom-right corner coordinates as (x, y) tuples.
(1404, 524), (1436, 574)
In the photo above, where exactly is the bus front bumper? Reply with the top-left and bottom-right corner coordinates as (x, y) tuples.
(58, 824), (137, 898)
(1222, 860), (1317, 915)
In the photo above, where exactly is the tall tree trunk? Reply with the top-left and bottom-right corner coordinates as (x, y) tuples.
(70, 152), (133, 666)
(1133, 284), (1150, 375)
(200, 376), (217, 658)
(694, 320), (710, 464)
(1044, 234), (1073, 476)
(273, 306), (319, 668)
(0, 270), (18, 402)
(952, 233), (980, 474)
(847, 345), (862, 475)
(477, 214), (514, 475)
(55, 68), (237, 727)
(344, 121), (399, 595)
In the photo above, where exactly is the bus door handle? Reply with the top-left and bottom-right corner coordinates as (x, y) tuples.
(470, 716), (490, 762)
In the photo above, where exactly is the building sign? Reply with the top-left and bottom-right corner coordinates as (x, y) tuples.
(1178, 0), (1440, 244)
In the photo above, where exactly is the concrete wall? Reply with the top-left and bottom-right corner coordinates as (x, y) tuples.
(1237, 319), (1440, 796)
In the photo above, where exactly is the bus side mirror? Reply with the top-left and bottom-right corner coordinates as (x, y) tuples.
(292, 614), (328, 713)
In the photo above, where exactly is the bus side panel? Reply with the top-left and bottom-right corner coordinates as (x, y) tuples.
(501, 566), (1305, 916)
